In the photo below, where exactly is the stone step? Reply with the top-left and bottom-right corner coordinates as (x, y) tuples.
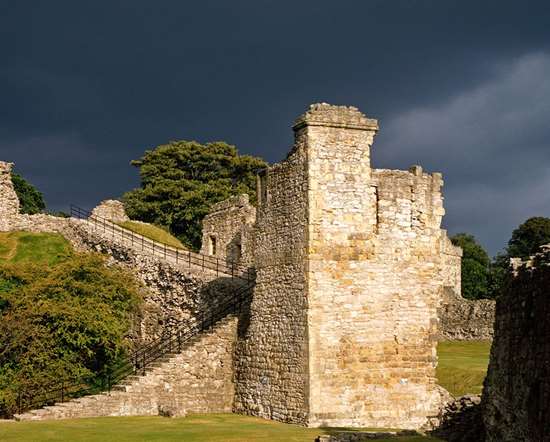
(12, 316), (237, 421)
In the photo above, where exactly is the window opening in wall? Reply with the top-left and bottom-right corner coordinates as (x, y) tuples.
(209, 235), (217, 256)
(235, 241), (242, 261)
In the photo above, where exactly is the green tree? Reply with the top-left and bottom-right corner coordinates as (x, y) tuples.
(123, 141), (267, 250)
(506, 217), (550, 259)
(487, 252), (509, 299)
(0, 254), (142, 416)
(11, 172), (46, 215)
(486, 217), (550, 298)
(451, 233), (490, 299)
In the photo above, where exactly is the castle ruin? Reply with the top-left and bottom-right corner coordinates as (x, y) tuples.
(202, 103), (462, 429)
(1, 103), (464, 430)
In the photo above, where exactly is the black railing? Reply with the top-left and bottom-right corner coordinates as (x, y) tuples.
(11, 278), (255, 418)
(69, 204), (253, 283)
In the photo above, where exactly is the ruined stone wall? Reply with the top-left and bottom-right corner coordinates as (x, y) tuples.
(234, 133), (310, 424)
(438, 288), (495, 341)
(0, 161), (20, 231)
(482, 249), (550, 441)
(68, 221), (243, 343)
(200, 194), (256, 267)
(437, 236), (495, 341)
(91, 199), (129, 223)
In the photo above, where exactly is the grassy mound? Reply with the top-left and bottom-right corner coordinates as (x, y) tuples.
(115, 221), (186, 250)
(0, 414), (441, 441)
(0, 232), (72, 265)
(436, 340), (491, 396)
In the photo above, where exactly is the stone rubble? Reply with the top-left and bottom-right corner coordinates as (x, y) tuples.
(90, 199), (130, 223)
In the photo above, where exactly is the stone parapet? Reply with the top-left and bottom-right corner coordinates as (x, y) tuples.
(293, 103), (379, 131)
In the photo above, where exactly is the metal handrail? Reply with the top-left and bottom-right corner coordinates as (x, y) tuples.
(69, 204), (253, 283)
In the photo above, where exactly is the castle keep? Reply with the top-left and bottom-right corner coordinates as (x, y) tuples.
(0, 103), (462, 430)
(202, 103), (461, 429)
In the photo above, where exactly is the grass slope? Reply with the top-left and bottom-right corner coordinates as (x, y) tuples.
(116, 221), (186, 250)
(436, 340), (491, 396)
(0, 414), (441, 442)
(0, 232), (72, 265)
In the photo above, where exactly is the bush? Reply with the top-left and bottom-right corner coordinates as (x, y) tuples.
(0, 254), (142, 416)
(11, 173), (46, 215)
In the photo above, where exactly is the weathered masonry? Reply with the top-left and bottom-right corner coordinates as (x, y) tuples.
(202, 103), (462, 429)
(481, 246), (550, 442)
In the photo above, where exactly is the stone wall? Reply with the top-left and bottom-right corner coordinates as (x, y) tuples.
(0, 161), (21, 231)
(16, 317), (238, 420)
(91, 199), (129, 223)
(233, 128), (310, 424)
(438, 288), (495, 341)
(200, 194), (256, 267)
(482, 248), (550, 441)
(437, 234), (496, 342)
(306, 107), (448, 429)
(431, 395), (485, 442)
(72, 222), (243, 342)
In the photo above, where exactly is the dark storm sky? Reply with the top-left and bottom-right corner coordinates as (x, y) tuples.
(2, 1), (550, 255)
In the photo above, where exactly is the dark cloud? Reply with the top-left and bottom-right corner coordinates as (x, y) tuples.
(374, 53), (550, 254)
(1, 0), (550, 254)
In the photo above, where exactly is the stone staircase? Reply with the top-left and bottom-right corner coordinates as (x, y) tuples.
(14, 316), (238, 421)
(8, 205), (255, 421)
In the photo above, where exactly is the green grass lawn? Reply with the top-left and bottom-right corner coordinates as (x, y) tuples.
(436, 340), (491, 396)
(0, 414), (440, 442)
(0, 232), (72, 265)
(116, 221), (187, 250)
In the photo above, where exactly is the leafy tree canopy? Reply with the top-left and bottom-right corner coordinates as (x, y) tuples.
(0, 254), (142, 416)
(506, 216), (550, 259)
(11, 172), (46, 215)
(451, 233), (491, 299)
(123, 141), (267, 250)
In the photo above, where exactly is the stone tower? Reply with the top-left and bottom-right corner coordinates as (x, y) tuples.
(232, 103), (455, 429)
